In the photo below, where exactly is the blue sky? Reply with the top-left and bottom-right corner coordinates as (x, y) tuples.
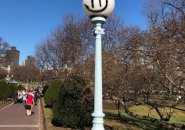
(0, 0), (147, 64)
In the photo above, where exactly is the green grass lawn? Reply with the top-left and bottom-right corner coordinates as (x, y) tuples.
(104, 119), (144, 130)
(41, 98), (54, 129)
(104, 104), (185, 130)
(104, 109), (159, 130)
(41, 98), (185, 130)
(129, 105), (185, 124)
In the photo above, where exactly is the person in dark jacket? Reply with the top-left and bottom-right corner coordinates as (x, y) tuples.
(13, 91), (18, 104)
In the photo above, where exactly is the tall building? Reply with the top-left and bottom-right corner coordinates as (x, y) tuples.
(5, 46), (20, 67)
(25, 55), (35, 66)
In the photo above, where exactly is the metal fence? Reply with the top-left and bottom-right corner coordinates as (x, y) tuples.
(0, 98), (13, 109)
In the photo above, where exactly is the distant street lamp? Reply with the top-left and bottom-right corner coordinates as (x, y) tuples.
(82, 0), (115, 130)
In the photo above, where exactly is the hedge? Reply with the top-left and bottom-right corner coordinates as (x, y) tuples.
(52, 75), (93, 129)
(17, 84), (25, 90)
(0, 81), (11, 99)
(44, 79), (63, 107)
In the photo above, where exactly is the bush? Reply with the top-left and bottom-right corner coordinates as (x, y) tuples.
(8, 83), (17, 97)
(17, 84), (25, 90)
(42, 84), (49, 95)
(44, 80), (63, 107)
(52, 75), (93, 129)
(0, 81), (11, 99)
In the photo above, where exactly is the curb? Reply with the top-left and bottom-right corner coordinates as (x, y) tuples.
(39, 99), (47, 130)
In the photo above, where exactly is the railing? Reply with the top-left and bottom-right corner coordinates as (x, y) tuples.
(0, 98), (13, 109)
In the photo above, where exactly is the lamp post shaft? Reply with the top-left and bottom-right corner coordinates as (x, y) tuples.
(92, 18), (105, 130)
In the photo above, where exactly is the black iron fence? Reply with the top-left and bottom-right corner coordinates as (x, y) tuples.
(0, 98), (13, 109)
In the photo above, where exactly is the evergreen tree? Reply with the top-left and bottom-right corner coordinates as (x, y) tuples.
(52, 75), (93, 129)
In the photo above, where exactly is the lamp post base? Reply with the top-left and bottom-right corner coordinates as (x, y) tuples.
(92, 124), (104, 130)
(92, 113), (105, 130)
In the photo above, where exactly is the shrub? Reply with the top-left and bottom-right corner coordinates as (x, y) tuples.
(42, 84), (49, 95)
(8, 83), (17, 97)
(17, 84), (25, 90)
(0, 81), (11, 99)
(52, 75), (93, 129)
(44, 80), (63, 107)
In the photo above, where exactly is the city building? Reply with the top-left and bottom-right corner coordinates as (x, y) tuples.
(25, 55), (35, 66)
(21, 60), (26, 66)
(5, 46), (20, 67)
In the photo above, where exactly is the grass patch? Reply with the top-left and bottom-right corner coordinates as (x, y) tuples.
(104, 104), (185, 129)
(169, 109), (185, 124)
(41, 98), (62, 130)
(129, 105), (185, 125)
(129, 105), (160, 119)
(104, 109), (159, 130)
(42, 99), (185, 130)
(105, 119), (144, 130)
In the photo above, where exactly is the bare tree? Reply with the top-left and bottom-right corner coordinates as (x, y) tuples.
(0, 68), (7, 80)
(12, 65), (40, 82)
(35, 4), (185, 124)
(137, 0), (185, 121)
(35, 14), (95, 81)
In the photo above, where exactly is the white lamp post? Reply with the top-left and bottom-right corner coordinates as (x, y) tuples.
(82, 0), (115, 130)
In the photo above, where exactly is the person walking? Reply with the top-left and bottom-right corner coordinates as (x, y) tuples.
(17, 90), (23, 103)
(25, 91), (34, 116)
(13, 91), (18, 104)
(22, 90), (27, 107)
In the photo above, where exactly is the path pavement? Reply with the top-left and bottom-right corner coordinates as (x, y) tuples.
(0, 102), (40, 130)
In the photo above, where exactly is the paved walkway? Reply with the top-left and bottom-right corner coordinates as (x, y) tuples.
(0, 102), (40, 130)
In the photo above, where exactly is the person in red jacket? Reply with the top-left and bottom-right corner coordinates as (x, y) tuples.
(25, 91), (34, 116)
